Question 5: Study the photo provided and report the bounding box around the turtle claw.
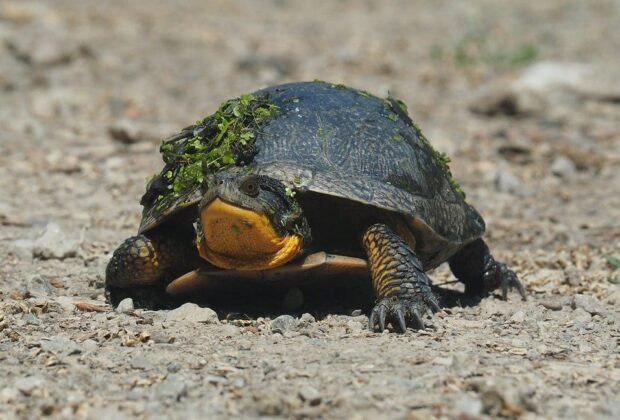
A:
[484,260,527,301]
[369,292,440,333]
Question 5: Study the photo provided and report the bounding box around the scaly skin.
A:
[449,238,526,300]
[105,232,197,308]
[362,223,441,332]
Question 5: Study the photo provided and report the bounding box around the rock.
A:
[454,393,483,417]
[509,311,525,324]
[564,267,583,286]
[55,296,76,313]
[298,386,321,406]
[550,156,576,179]
[572,294,606,316]
[514,61,620,101]
[0,387,20,403]
[115,298,134,314]
[130,356,152,370]
[26,275,53,297]
[14,377,44,396]
[108,120,144,144]
[32,223,81,260]
[40,335,80,356]
[23,313,40,326]
[350,309,363,317]
[299,313,316,327]
[271,315,298,334]
[151,376,187,401]
[167,362,182,373]
[494,165,524,195]
[166,303,219,324]
[540,300,563,311]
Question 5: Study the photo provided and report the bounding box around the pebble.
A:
[572,294,606,316]
[32,223,80,260]
[298,386,322,406]
[115,298,134,314]
[299,313,316,326]
[540,300,563,311]
[151,376,187,401]
[0,387,20,403]
[55,296,76,313]
[494,166,524,195]
[14,377,44,396]
[509,311,525,323]
[550,156,576,179]
[271,315,298,334]
[26,275,53,298]
[130,356,152,370]
[166,303,219,324]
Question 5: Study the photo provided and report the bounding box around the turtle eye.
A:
[240,176,260,197]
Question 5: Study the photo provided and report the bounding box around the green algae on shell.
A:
[146,93,279,209]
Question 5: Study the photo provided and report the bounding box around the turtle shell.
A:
[139,81,485,266]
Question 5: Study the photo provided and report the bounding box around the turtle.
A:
[105,81,525,332]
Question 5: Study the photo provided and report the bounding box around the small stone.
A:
[115,298,134,314]
[540,300,563,311]
[564,267,583,286]
[494,166,524,195]
[130,356,151,370]
[26,275,53,298]
[509,311,525,323]
[32,223,80,260]
[221,324,240,337]
[299,313,316,326]
[55,296,76,313]
[572,294,606,316]
[0,387,20,403]
[166,303,219,324]
[108,120,146,144]
[167,362,182,373]
[454,393,483,417]
[151,376,187,401]
[550,156,576,179]
[14,377,44,396]
[298,386,321,406]
[271,315,297,334]
[22,313,40,326]
[350,309,363,317]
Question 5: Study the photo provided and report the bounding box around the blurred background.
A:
[0,1,619,417]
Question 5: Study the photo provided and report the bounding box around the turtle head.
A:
[197,173,309,270]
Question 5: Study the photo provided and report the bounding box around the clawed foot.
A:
[483,259,526,301]
[369,292,441,333]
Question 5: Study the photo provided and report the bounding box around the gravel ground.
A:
[1,1,619,418]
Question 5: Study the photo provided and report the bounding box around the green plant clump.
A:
[151,93,279,206]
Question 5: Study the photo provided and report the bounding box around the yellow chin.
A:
[198,198,303,270]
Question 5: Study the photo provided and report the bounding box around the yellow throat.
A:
[198,198,302,270]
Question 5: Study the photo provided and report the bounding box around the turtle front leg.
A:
[449,238,526,300]
[362,224,441,332]
[105,233,196,309]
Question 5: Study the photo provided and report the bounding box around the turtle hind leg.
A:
[362,223,440,333]
[449,238,526,301]
[105,233,195,309]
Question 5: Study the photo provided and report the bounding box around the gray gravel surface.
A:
[1,1,619,418]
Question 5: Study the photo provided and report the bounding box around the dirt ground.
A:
[1,1,619,418]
